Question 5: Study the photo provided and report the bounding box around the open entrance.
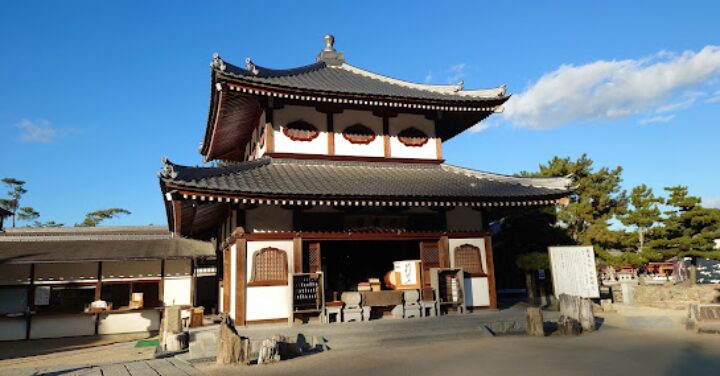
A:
[309,240,421,299]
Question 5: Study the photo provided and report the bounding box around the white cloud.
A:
[707,90,720,103]
[16,119,58,143]
[424,72,433,83]
[704,196,720,209]
[655,91,705,113]
[638,114,675,125]
[446,63,466,84]
[503,45,720,129]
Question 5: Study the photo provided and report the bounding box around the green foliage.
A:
[32,220,64,228]
[77,208,131,227]
[516,252,549,271]
[0,178,28,228]
[17,207,40,224]
[647,186,720,259]
[619,184,664,253]
[521,154,627,251]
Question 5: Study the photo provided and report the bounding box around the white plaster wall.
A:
[164,259,191,277]
[463,277,490,307]
[246,286,290,321]
[389,114,437,159]
[0,319,26,341]
[230,244,237,320]
[334,110,384,157]
[446,207,483,231]
[97,310,161,334]
[30,314,96,339]
[273,105,328,155]
[245,206,293,232]
[35,263,98,282]
[245,240,293,321]
[163,278,192,306]
[102,260,161,280]
[449,237,491,307]
[0,264,31,285]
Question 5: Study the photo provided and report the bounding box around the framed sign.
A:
[549,246,599,298]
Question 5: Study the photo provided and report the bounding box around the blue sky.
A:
[1,1,719,227]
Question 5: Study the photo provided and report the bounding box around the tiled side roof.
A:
[215,59,508,104]
[159,158,571,201]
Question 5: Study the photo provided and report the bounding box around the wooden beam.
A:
[293,236,303,273]
[439,236,450,268]
[172,200,182,234]
[484,235,497,309]
[235,238,247,326]
[265,122,274,153]
[327,112,335,156]
[383,117,391,158]
[435,138,443,160]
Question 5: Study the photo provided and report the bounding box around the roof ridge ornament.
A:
[210,52,226,71]
[316,34,345,66]
[454,80,464,92]
[245,57,259,75]
[158,156,178,179]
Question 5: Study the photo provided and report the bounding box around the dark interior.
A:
[316,240,420,300]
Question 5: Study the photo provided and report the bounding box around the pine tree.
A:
[648,186,720,259]
[619,184,664,253]
[77,208,131,227]
[0,178,28,228]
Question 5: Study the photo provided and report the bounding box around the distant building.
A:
[0,226,213,341]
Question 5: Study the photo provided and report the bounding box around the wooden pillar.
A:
[484,235,497,309]
[265,108,275,153]
[159,259,165,305]
[438,236,450,268]
[222,248,230,313]
[327,112,335,156]
[235,238,247,326]
[191,258,197,307]
[293,236,303,273]
[26,263,35,340]
[434,120,443,160]
[172,200,182,234]
[383,117,391,158]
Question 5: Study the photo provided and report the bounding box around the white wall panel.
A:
[273,105,328,155]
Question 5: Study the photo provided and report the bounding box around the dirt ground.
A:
[199,306,720,376]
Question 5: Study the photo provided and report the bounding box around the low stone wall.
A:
[631,284,720,309]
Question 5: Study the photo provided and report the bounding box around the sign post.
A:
[548,246,599,299]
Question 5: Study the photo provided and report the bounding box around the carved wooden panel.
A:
[454,244,485,276]
[282,120,319,141]
[250,247,288,283]
[342,123,376,144]
[398,127,429,147]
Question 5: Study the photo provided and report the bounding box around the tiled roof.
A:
[159,157,571,201]
[215,59,508,104]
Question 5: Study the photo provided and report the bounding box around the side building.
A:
[0,226,214,341]
[159,35,571,326]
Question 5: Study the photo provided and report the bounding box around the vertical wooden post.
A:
[191,258,197,307]
[484,235,497,309]
[327,112,335,156]
[26,264,35,340]
[265,109,275,153]
[438,236,450,268]
[383,117,391,158]
[293,236,303,273]
[235,238,247,326]
[159,259,165,305]
[222,248,230,313]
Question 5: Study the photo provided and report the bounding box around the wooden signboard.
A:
[549,246,599,299]
[291,273,324,313]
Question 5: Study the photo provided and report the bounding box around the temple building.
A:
[159,35,571,326]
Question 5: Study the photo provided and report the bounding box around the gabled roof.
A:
[159,157,571,203]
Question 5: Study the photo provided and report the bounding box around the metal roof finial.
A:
[323,34,336,52]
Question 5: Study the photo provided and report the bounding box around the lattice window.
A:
[283,120,319,141]
[342,123,376,144]
[398,127,429,147]
[251,247,288,284]
[454,244,485,276]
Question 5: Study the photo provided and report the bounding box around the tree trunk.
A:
[638,227,644,253]
[525,272,536,305]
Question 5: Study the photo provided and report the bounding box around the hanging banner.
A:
[549,246,599,298]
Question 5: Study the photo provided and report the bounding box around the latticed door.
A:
[420,241,440,297]
[308,242,322,274]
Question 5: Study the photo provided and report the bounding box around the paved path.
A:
[1,358,203,376]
